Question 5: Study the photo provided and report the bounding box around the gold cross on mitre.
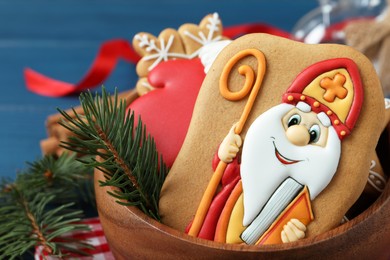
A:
[302,69,354,124]
[320,73,348,102]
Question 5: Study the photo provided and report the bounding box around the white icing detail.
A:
[184,30,206,46]
[134,12,226,72]
[367,160,387,193]
[199,40,232,73]
[141,35,190,71]
[385,98,390,109]
[182,12,223,58]
[240,104,341,226]
[135,34,189,71]
[317,112,331,127]
[296,101,311,112]
[135,34,150,48]
[206,13,221,41]
[141,81,154,91]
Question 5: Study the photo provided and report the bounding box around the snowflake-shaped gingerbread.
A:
[132,13,228,96]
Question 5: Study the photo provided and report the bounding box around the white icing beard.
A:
[240,103,341,227]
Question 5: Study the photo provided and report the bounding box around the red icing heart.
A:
[127,58,205,167]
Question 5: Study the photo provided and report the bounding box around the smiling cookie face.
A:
[282,106,329,148]
[241,103,341,227]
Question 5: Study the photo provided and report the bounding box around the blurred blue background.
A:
[0,0,318,179]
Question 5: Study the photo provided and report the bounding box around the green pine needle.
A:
[58,87,168,220]
[0,154,97,259]
[18,153,94,204]
[0,184,93,259]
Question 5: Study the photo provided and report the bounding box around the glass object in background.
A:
[292,0,387,43]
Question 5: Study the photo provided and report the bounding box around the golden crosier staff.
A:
[188,49,267,237]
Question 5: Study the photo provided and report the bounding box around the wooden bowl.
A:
[95,169,390,259]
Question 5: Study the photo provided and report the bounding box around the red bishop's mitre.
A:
[282,58,364,140]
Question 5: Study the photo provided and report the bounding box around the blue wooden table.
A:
[0,0,317,179]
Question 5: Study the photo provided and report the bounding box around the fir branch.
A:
[0,154,97,259]
[57,87,168,220]
[0,184,93,259]
[17,153,95,207]
[96,126,140,190]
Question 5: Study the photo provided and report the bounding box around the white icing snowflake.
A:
[134,34,188,71]
[183,12,223,58]
[134,12,225,71]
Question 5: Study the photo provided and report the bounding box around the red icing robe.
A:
[190,152,314,244]
[188,152,241,241]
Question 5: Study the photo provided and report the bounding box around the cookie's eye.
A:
[309,124,320,143]
[287,114,301,127]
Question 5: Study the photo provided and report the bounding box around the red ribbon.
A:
[24,39,141,97]
[24,24,291,97]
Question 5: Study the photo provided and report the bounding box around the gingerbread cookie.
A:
[159,33,385,244]
[132,13,227,96]
[178,13,225,56]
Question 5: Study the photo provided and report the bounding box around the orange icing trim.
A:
[188,49,266,237]
[219,49,266,134]
[188,161,227,236]
[214,181,243,243]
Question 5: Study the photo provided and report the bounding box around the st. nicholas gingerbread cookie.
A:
[159,33,385,244]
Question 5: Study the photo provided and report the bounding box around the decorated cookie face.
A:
[241,102,341,227]
[282,106,330,148]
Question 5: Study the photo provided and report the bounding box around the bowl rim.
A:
[95,169,390,253]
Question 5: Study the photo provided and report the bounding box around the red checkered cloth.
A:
[34,217,114,260]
